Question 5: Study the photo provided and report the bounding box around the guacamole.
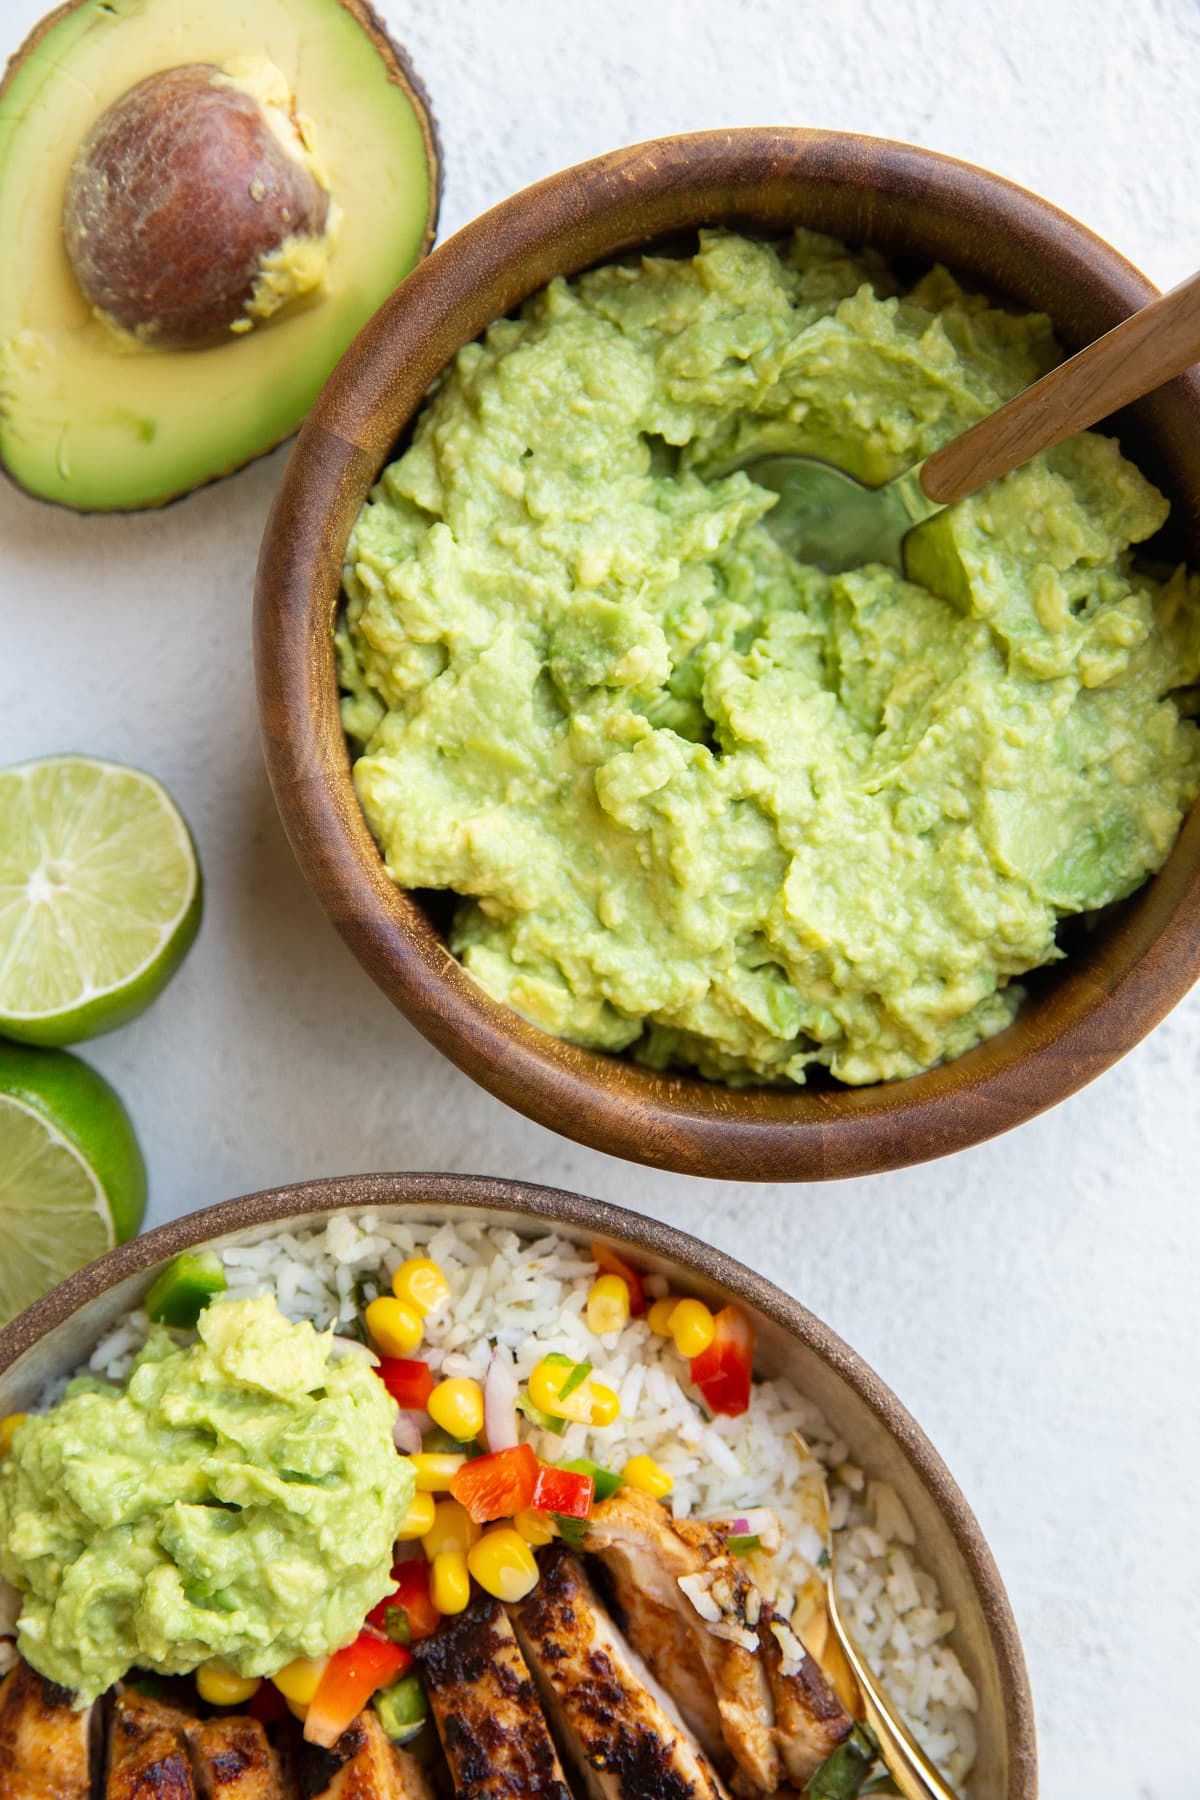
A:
[338,230,1200,1085]
[0,1295,413,1701]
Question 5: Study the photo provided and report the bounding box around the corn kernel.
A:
[527,1357,569,1419]
[622,1455,673,1500]
[272,1657,328,1707]
[422,1498,481,1559]
[586,1381,621,1428]
[393,1258,451,1318]
[394,1490,437,1541]
[410,1452,466,1493]
[0,1415,27,1458]
[647,1297,678,1337]
[365,1295,423,1358]
[669,1298,716,1359]
[587,1274,631,1336]
[428,1377,484,1442]
[196,1663,261,1707]
[467,1526,540,1603]
[513,1509,557,1547]
[431,1549,471,1615]
[527,1357,588,1423]
[528,1358,622,1429]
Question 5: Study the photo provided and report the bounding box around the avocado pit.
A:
[63,61,333,349]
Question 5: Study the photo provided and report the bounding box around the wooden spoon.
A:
[747,267,1200,573]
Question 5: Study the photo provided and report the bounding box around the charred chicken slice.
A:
[297,1707,433,1800]
[413,1592,572,1800]
[185,1713,287,1800]
[757,1605,852,1784]
[107,1688,198,1800]
[583,1489,777,1789]
[0,1658,96,1800]
[511,1541,730,1800]
[584,1487,850,1793]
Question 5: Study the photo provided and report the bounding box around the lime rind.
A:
[0,1093,116,1326]
[0,1041,148,1261]
[0,754,202,1046]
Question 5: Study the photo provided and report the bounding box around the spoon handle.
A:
[921,267,1200,505]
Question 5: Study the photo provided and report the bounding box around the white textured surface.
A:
[2,1,1198,1792]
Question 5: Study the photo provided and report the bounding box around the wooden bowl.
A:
[0,1171,1037,1796]
[255,128,1200,1180]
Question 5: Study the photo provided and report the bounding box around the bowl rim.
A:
[254,125,1200,1182]
[0,1169,1036,1796]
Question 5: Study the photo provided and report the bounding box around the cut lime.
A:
[0,755,201,1045]
[0,1041,147,1327]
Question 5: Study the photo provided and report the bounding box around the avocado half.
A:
[0,0,440,511]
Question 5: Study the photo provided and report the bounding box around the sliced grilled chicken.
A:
[757,1605,852,1784]
[584,1487,850,1793]
[413,1593,571,1800]
[588,1530,725,1758]
[512,1541,730,1800]
[186,1714,286,1800]
[108,1689,198,1800]
[0,1658,96,1799]
[297,1707,432,1800]
[584,1489,778,1789]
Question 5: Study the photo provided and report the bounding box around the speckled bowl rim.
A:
[254,126,1200,1182]
[0,1171,1036,1797]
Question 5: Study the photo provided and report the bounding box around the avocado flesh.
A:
[0,0,438,510]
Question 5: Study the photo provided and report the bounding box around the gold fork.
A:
[792,1436,959,1800]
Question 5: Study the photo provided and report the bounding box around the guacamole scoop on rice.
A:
[337,230,1200,1086]
[0,1295,413,1701]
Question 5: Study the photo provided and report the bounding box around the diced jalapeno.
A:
[561,1458,623,1501]
[374,1671,428,1743]
[145,1252,227,1329]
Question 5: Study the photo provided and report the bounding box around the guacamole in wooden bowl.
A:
[336,231,1200,1087]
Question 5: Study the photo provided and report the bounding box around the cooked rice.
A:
[3,1212,979,1789]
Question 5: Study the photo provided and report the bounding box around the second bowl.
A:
[0,1170,1035,1796]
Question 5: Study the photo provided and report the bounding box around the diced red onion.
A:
[484,1349,520,1451]
[392,1410,424,1455]
[737,1507,782,1551]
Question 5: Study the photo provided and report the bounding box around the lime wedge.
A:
[0,1042,147,1327]
[0,755,201,1045]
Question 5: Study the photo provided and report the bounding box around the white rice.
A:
[5,1213,979,1790]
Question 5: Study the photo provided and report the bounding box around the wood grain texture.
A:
[923,266,1200,503]
[253,127,1200,1183]
[0,1171,1037,1800]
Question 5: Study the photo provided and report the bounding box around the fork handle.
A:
[920,267,1200,505]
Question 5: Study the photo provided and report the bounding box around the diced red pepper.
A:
[531,1462,595,1520]
[450,1442,538,1523]
[689,1305,754,1417]
[247,1681,288,1725]
[376,1357,435,1411]
[303,1630,412,1748]
[367,1559,441,1644]
[590,1241,646,1316]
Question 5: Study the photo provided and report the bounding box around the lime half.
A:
[0,755,201,1045]
[0,1042,146,1327]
